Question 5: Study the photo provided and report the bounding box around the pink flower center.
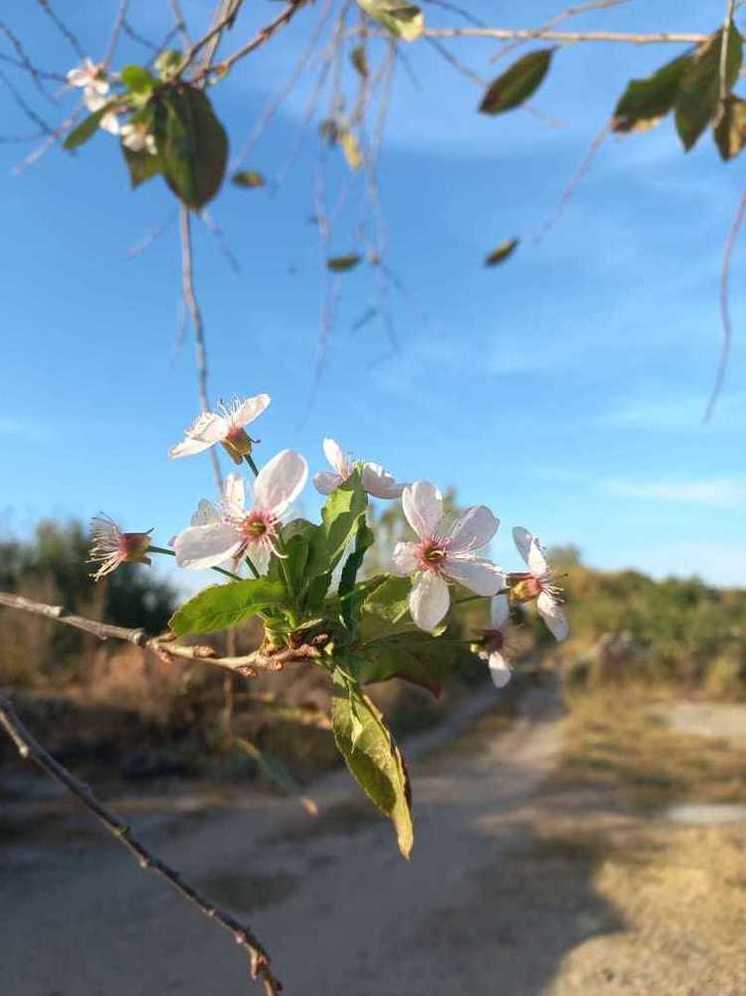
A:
[119,531,151,562]
[240,508,276,545]
[417,537,450,573]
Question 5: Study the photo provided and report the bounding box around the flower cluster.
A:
[91,390,569,692]
[67,56,160,153]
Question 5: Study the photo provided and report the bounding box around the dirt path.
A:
[2,680,573,996]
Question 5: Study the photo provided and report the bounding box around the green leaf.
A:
[354,0,424,42]
[363,574,411,624]
[339,520,375,631]
[169,578,286,636]
[484,238,519,267]
[714,95,746,160]
[327,253,362,272]
[612,52,692,134]
[155,86,228,209]
[231,169,266,188]
[675,26,743,152]
[310,471,368,577]
[331,669,414,857]
[479,48,555,116]
[352,631,466,697]
[350,45,369,78]
[122,144,162,187]
[63,106,114,150]
[121,65,156,95]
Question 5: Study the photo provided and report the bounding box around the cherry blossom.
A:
[120,121,156,154]
[392,481,504,631]
[313,437,405,499]
[478,594,512,688]
[66,59,109,96]
[174,450,308,572]
[510,526,569,641]
[89,514,152,581]
[169,394,270,464]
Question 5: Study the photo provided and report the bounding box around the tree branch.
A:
[423,27,709,45]
[179,206,223,491]
[0,695,281,995]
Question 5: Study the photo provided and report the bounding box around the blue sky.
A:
[1,0,745,587]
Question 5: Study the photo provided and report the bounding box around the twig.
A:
[214,0,310,79]
[489,0,632,63]
[533,120,611,242]
[103,0,130,68]
[200,0,245,76]
[179,206,223,490]
[169,0,192,48]
[704,189,746,421]
[0,695,281,995]
[0,591,147,645]
[177,0,246,75]
[34,0,86,60]
[127,210,178,258]
[423,27,709,45]
[0,590,309,679]
[0,20,56,100]
[720,0,738,103]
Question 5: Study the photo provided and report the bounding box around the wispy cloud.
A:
[604,478,746,508]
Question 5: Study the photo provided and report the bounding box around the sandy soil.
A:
[4,680,746,996]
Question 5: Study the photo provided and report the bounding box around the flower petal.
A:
[313,470,342,495]
[362,462,404,499]
[528,538,549,579]
[537,592,569,641]
[402,481,442,540]
[445,556,504,596]
[169,435,216,459]
[512,526,533,565]
[174,523,242,570]
[409,572,450,631]
[99,111,120,135]
[254,449,308,515]
[235,394,270,427]
[190,499,220,527]
[488,652,511,689]
[448,505,499,553]
[490,592,510,630]
[221,473,245,514]
[322,438,351,477]
[392,541,419,575]
[66,67,89,87]
[187,411,229,444]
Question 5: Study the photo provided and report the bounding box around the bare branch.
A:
[423,27,709,45]
[704,189,746,421]
[169,0,192,48]
[34,0,86,61]
[0,591,148,645]
[489,0,633,63]
[0,69,53,135]
[0,19,57,100]
[0,695,281,994]
[103,0,131,68]
[179,206,223,490]
[214,0,310,79]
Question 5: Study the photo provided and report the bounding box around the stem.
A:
[149,544,241,582]
[245,554,261,579]
[245,452,260,477]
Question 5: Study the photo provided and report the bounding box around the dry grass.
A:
[555,684,746,812]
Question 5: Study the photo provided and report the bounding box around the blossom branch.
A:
[0,589,323,679]
[0,695,281,995]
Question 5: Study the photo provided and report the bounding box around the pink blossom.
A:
[89,514,152,580]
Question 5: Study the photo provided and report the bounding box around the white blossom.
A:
[169,394,270,463]
[120,121,156,154]
[392,482,504,631]
[478,593,512,688]
[511,526,569,641]
[89,514,152,581]
[66,59,109,96]
[313,437,405,499]
[173,450,308,572]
